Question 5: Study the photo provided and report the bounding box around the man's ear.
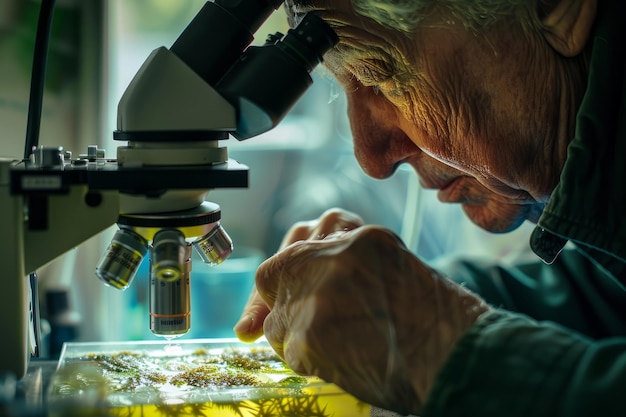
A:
[541,0,597,57]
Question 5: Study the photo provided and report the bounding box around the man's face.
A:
[287,1,573,232]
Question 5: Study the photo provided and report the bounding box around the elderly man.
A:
[235,0,625,415]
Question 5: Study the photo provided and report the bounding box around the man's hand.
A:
[234,208,364,341]
[234,208,489,414]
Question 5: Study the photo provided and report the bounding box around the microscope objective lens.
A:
[193,222,233,265]
[152,229,186,282]
[149,241,192,337]
[95,229,148,290]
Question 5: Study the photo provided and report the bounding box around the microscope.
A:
[0,0,337,379]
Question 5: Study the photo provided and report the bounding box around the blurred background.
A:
[0,0,535,357]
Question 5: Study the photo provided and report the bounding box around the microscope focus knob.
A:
[32,146,64,168]
[78,145,105,162]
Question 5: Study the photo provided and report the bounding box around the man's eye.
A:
[352,59,393,85]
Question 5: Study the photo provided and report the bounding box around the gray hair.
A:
[351,0,561,33]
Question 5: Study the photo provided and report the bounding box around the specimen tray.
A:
[47,338,372,416]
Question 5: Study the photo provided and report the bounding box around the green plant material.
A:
[66,347,296,394]
[246,395,331,417]
[278,376,308,386]
[85,351,168,391]
[169,365,261,388]
[50,345,357,417]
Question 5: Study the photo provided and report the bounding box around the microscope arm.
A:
[23,188,119,274]
[1,158,119,380]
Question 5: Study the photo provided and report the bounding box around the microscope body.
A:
[0,0,337,379]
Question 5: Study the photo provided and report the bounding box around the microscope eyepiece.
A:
[275,12,339,72]
[216,12,339,139]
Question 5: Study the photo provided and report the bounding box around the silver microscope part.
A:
[149,243,192,337]
[32,146,64,168]
[151,228,186,282]
[192,222,233,265]
[95,228,149,290]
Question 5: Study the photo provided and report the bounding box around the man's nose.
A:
[347,87,415,179]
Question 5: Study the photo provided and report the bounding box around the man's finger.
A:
[233,288,271,342]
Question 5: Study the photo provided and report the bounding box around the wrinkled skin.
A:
[285,0,589,233]
[236,209,489,414]
[235,209,365,342]
[235,0,594,414]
